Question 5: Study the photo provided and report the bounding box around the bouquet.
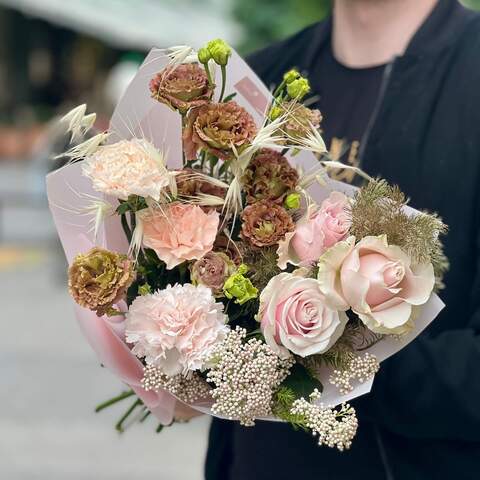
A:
[47,40,447,450]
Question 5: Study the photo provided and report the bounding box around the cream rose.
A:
[317,235,435,335]
[258,271,348,358]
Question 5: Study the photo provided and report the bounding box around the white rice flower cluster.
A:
[206,327,294,426]
[328,353,380,395]
[291,390,358,451]
[142,365,212,404]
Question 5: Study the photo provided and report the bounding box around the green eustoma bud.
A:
[283,69,300,84]
[284,192,301,210]
[269,105,282,121]
[286,77,310,100]
[138,283,152,296]
[223,264,258,305]
[197,46,211,64]
[207,38,232,66]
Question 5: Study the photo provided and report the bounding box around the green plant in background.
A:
[463,0,480,9]
[233,0,331,53]
[233,0,480,54]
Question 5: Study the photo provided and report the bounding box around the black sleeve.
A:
[204,418,235,480]
[356,206,480,441]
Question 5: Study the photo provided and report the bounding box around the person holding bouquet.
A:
[206,1,480,478]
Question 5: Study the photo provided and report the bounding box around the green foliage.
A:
[272,386,309,430]
[243,246,283,291]
[126,248,190,305]
[280,362,323,399]
[349,179,449,288]
[232,0,331,53]
[233,1,480,54]
[115,195,147,215]
[462,0,480,9]
[272,364,322,429]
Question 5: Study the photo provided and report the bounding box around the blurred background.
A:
[0,1,479,479]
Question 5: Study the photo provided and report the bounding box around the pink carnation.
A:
[125,284,228,376]
[82,139,171,201]
[140,203,219,269]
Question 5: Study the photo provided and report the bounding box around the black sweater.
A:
[206,1,480,479]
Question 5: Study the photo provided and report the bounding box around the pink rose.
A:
[258,271,348,358]
[317,235,435,334]
[277,192,350,269]
[125,284,228,376]
[140,203,219,269]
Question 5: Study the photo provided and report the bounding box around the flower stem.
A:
[273,80,286,98]
[181,113,187,166]
[115,398,143,433]
[219,64,227,102]
[121,213,132,243]
[140,409,151,423]
[204,63,214,87]
[95,390,135,413]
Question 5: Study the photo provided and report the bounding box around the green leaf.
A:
[222,92,237,103]
[116,202,131,215]
[280,362,323,400]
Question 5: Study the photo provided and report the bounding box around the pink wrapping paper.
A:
[47,46,444,422]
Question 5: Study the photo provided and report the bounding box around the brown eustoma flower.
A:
[149,64,213,114]
[283,101,322,139]
[241,200,295,247]
[183,101,257,160]
[68,247,135,316]
[243,148,299,204]
[176,168,226,199]
[190,251,236,296]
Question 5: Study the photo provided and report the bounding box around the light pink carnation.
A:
[277,192,350,269]
[317,235,435,335]
[125,284,228,376]
[141,203,219,269]
[82,138,171,201]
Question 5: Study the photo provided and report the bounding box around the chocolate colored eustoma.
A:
[149,63,213,113]
[68,247,135,316]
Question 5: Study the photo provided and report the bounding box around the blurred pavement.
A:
[0,161,209,480]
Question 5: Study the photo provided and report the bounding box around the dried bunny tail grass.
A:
[177,171,229,190]
[59,104,96,143]
[178,193,225,207]
[57,132,110,163]
[320,160,373,182]
[166,45,198,66]
[283,121,327,155]
[349,179,448,284]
